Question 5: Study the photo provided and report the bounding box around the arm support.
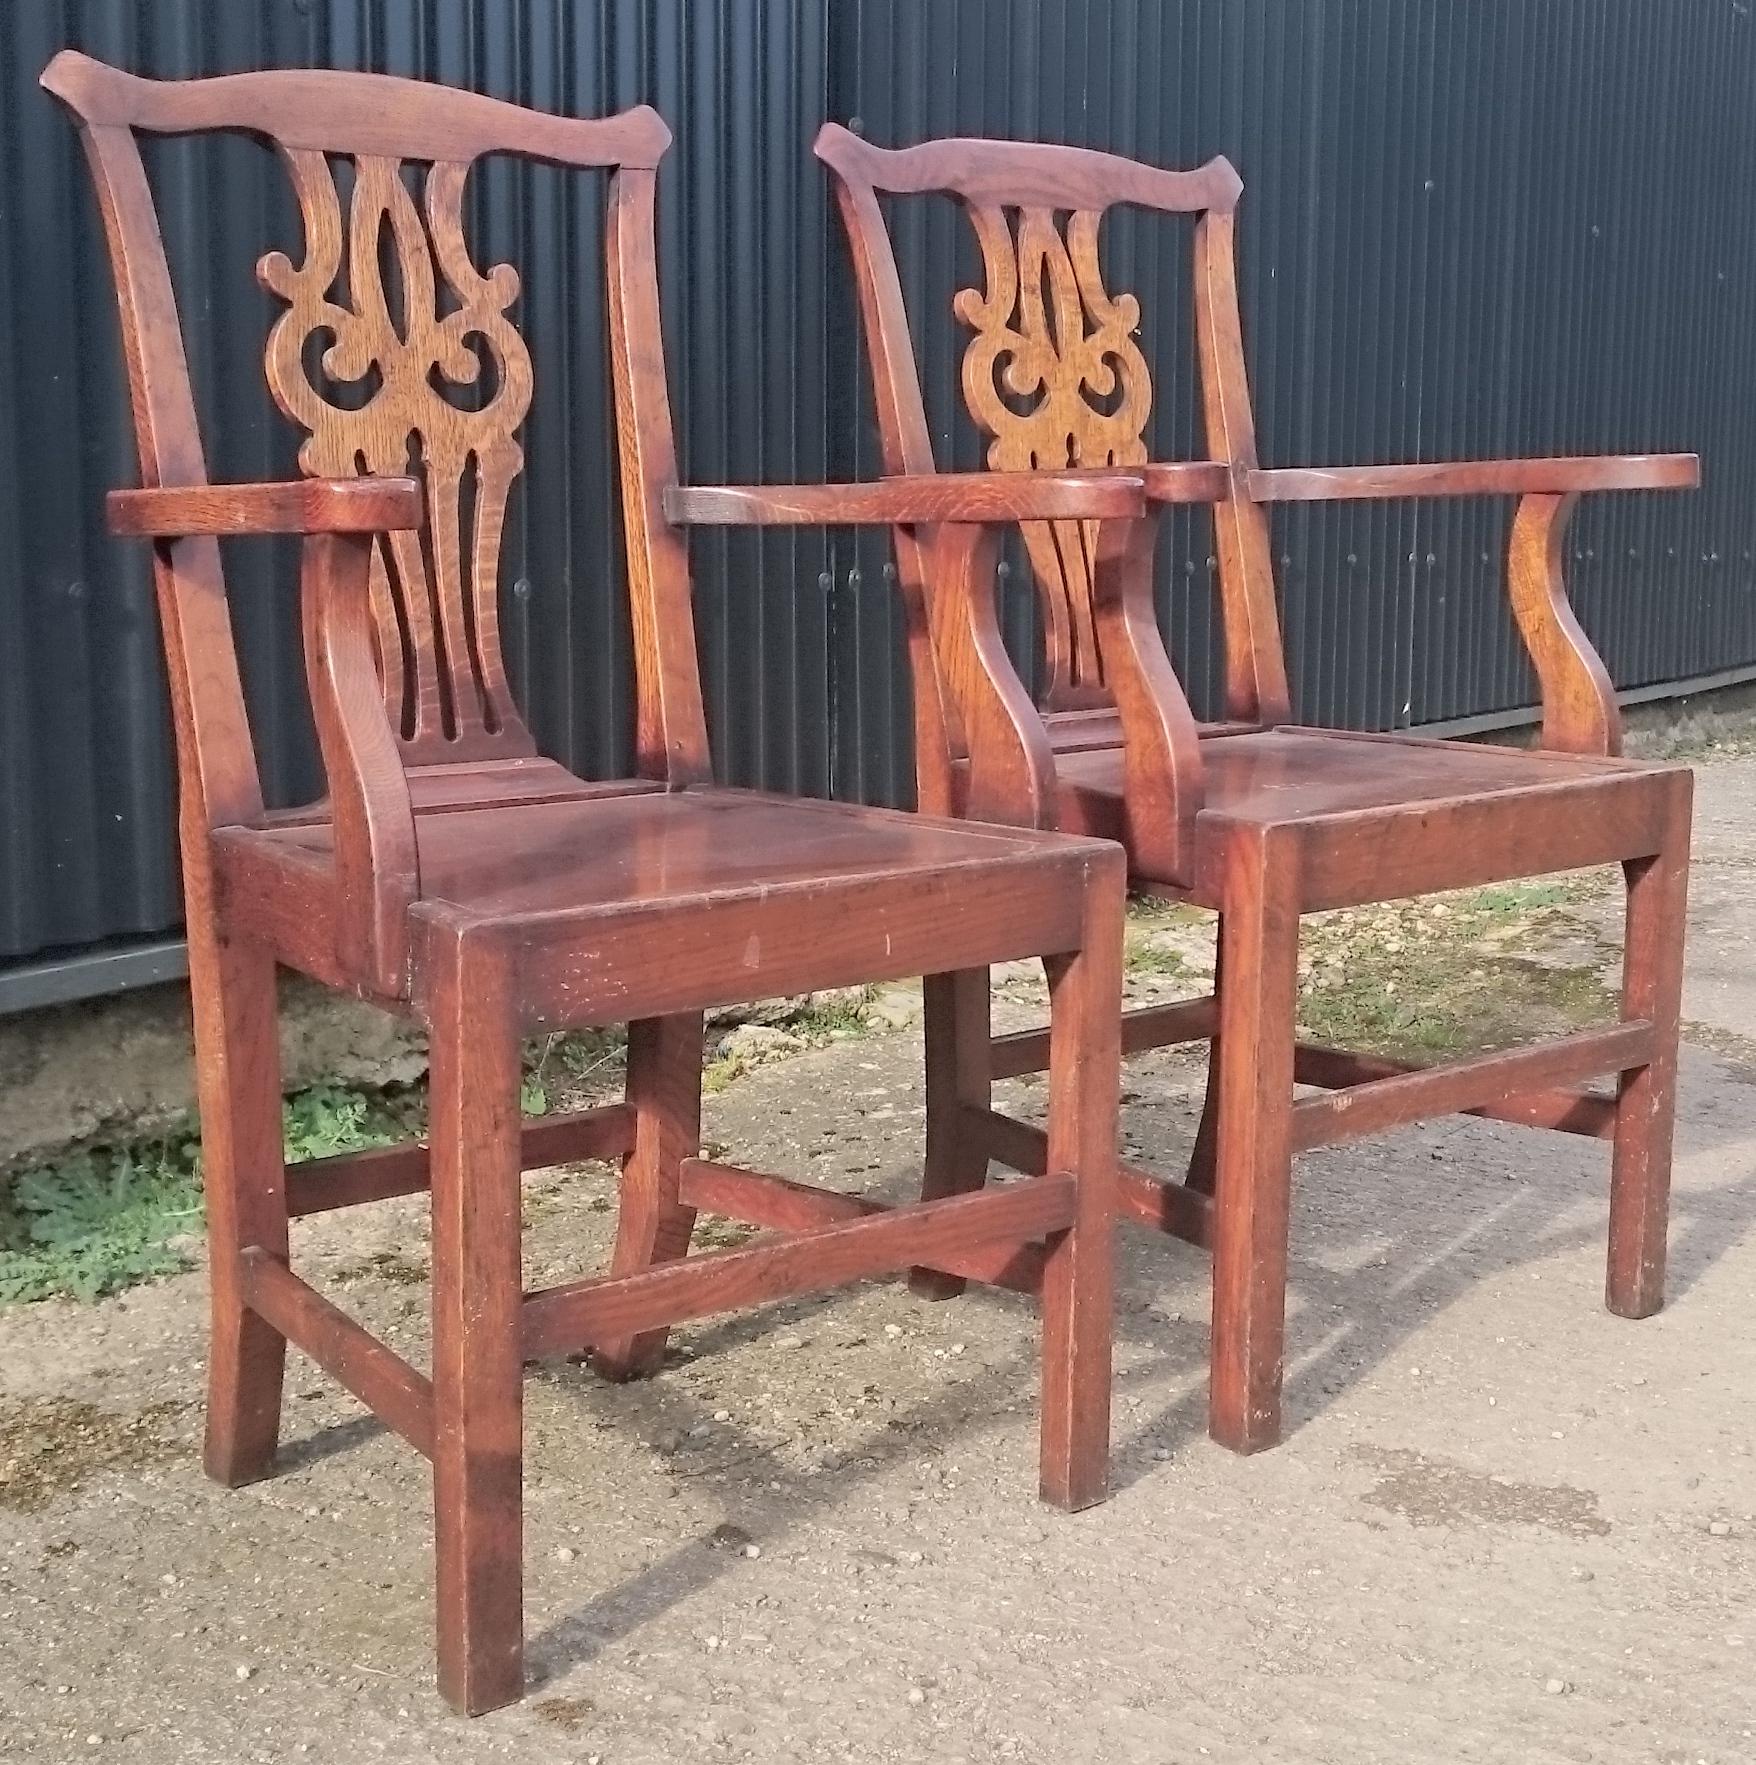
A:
[1246,454,1698,502]
[298,531,419,994]
[667,470,1148,832]
[109,475,422,537]
[1245,453,1699,757]
[110,479,421,996]
[1140,461,1233,504]
[664,469,1144,528]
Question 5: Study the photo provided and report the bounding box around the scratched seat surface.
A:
[1058,727,1643,829]
[238,785,1097,921]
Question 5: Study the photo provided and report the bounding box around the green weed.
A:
[0,1144,202,1304]
[0,1078,426,1308]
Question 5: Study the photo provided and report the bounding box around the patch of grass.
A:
[0,1078,424,1308]
[526,1028,626,1112]
[1297,878,1618,1061]
[0,1007,815,1308]
[281,1080,422,1163]
[1127,894,1205,927]
[782,989,881,1040]
[1125,937,1188,979]
[1472,880,1575,915]
[0,1144,202,1304]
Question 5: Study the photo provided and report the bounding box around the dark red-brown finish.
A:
[47,52,1128,1716]
[818,122,1697,1455]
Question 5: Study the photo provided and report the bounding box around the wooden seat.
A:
[46,51,1138,1716]
[221,788,1105,1017]
[1057,727,1680,906]
[815,123,1697,1457]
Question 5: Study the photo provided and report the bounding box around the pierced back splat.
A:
[261,149,535,762]
[818,127,1292,740]
[957,205,1151,708]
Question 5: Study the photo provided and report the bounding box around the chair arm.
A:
[1245,455,1698,502]
[108,477,422,537]
[663,469,1144,528]
[1140,461,1233,503]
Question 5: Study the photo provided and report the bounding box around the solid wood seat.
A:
[247,785,1082,915]
[223,786,1102,1018]
[48,51,1135,1718]
[818,122,1697,1459]
[1056,728,1683,908]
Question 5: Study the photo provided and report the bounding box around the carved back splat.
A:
[43,52,701,826]
[958,204,1151,707]
[818,127,1291,735]
[263,150,533,759]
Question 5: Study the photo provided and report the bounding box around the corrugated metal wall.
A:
[829,0,1756,799]
[2,0,1752,1000]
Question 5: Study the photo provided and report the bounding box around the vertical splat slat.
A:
[260,148,536,761]
[955,203,1151,708]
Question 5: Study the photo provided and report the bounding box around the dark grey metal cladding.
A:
[1,0,1747,1001]
[0,0,834,981]
[833,0,1745,746]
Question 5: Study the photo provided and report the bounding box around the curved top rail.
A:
[814,121,1241,215]
[42,50,670,169]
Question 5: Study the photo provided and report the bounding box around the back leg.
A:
[192,930,288,1488]
[1207,832,1299,1455]
[1039,868,1124,1511]
[592,1013,704,1381]
[1607,782,1692,1318]
[1185,913,1226,1196]
[912,968,992,1299]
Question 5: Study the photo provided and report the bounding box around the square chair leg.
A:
[1207,829,1300,1456]
[428,939,527,1717]
[593,1013,704,1380]
[1039,876,1124,1510]
[1607,781,1692,1318]
[913,967,994,1299]
[192,930,289,1489]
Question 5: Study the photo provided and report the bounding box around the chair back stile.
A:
[41,52,715,992]
[815,123,1291,764]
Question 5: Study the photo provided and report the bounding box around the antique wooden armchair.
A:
[817,124,1697,1456]
[45,52,1138,1715]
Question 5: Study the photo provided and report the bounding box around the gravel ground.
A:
[1,754,1753,1764]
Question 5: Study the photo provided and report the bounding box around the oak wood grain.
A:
[239,1249,435,1458]
[522,1176,1078,1358]
[1289,1021,1655,1153]
[108,477,421,536]
[664,469,1143,527]
[1247,454,1699,502]
[821,119,1702,1467]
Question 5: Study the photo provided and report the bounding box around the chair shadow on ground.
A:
[515,1039,1756,1690]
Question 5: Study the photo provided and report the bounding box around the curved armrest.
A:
[108,477,423,538]
[664,469,1144,528]
[1141,461,1232,503]
[107,478,421,999]
[1246,454,1698,503]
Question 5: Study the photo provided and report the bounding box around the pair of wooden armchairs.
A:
[43,51,1695,1716]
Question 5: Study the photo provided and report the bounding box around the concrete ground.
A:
[2,749,1754,1764]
